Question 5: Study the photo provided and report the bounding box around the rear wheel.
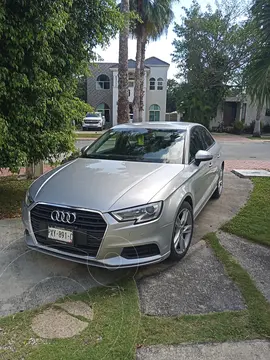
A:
[212,167,224,199]
[169,201,193,261]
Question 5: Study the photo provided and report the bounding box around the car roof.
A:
[112,122,200,130]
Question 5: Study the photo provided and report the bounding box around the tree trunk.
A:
[253,103,262,137]
[133,28,142,122]
[117,0,130,124]
[26,161,44,179]
[139,33,147,122]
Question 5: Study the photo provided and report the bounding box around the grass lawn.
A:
[1,233,269,359]
[222,178,270,247]
[247,135,270,140]
[76,133,102,139]
[1,175,270,359]
[0,176,32,219]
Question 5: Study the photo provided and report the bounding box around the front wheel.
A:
[169,201,194,261]
[212,167,224,199]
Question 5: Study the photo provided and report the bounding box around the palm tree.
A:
[130,0,174,122]
[245,0,270,137]
[117,0,130,124]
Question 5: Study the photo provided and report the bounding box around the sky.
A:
[96,0,215,79]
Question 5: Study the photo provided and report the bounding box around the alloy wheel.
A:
[173,208,193,254]
[218,168,224,195]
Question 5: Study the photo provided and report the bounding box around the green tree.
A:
[130,0,174,122]
[0,0,121,171]
[75,76,87,103]
[166,79,180,112]
[244,0,270,137]
[172,1,252,128]
[117,0,130,124]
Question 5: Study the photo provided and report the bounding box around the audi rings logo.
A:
[51,210,77,224]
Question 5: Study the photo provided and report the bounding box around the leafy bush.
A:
[61,149,81,165]
[233,120,244,134]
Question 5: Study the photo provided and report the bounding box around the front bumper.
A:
[82,123,102,129]
[22,202,173,269]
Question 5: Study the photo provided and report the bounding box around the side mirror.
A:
[81,145,87,155]
[195,150,213,165]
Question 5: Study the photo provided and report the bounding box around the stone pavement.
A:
[138,240,245,316]
[0,219,126,317]
[218,231,270,302]
[136,340,270,360]
[192,172,252,244]
[225,159,270,171]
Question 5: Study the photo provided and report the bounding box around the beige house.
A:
[210,95,270,130]
[87,57,170,127]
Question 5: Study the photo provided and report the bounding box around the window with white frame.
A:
[96,74,110,90]
[149,77,155,90]
[149,104,160,121]
[157,78,163,90]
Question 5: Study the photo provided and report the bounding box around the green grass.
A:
[0,280,140,360]
[76,133,101,139]
[222,178,270,247]
[1,177,270,358]
[205,233,270,337]
[247,135,270,140]
[1,233,270,359]
[0,176,32,219]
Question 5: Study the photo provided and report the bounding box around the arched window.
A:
[149,104,160,121]
[96,103,110,122]
[157,78,163,90]
[149,77,155,90]
[96,74,110,90]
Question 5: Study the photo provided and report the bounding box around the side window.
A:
[189,127,204,163]
[199,127,215,149]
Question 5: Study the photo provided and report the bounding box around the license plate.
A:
[48,227,73,243]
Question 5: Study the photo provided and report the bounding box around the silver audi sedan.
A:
[22,122,224,268]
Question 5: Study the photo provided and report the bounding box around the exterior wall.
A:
[210,95,270,129]
[112,70,118,126]
[87,63,114,126]
[245,99,270,125]
[145,66,168,121]
[87,61,169,126]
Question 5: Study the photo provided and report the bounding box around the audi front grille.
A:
[30,204,107,257]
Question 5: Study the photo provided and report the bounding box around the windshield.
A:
[85,113,100,117]
[82,128,186,164]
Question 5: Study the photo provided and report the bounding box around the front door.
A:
[187,127,213,215]
[223,102,237,126]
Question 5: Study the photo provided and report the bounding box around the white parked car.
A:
[82,112,105,131]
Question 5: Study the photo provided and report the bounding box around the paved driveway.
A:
[0,173,252,317]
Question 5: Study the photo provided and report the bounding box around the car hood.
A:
[31,158,185,212]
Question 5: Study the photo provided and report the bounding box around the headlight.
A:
[111,202,163,224]
[25,189,34,207]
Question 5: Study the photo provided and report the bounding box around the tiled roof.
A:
[145,57,170,66]
[110,59,150,69]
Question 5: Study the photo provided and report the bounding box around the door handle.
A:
[209,162,213,167]
[217,154,220,158]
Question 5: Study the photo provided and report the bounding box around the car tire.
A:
[212,166,224,199]
[169,201,194,261]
